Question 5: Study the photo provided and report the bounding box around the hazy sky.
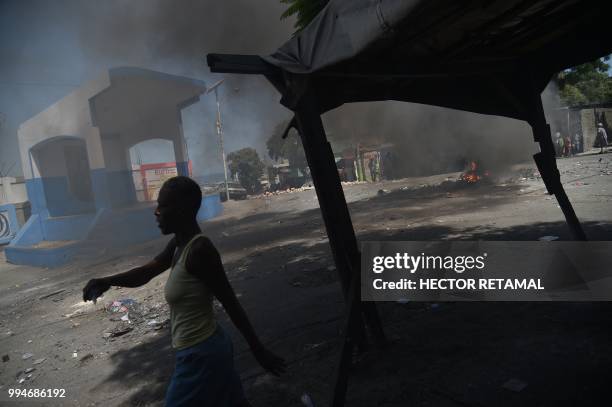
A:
[0,0,295,178]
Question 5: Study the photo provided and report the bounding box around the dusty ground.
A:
[1,151,611,407]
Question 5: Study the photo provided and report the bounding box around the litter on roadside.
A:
[502,378,528,392]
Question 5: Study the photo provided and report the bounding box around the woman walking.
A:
[83,176,285,406]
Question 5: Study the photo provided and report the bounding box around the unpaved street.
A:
[1,153,611,406]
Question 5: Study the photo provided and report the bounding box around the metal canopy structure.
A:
[207,1,612,405]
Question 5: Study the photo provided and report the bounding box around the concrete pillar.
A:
[173,112,190,177]
[86,127,111,210]
[100,133,137,207]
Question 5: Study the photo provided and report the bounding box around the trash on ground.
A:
[538,236,559,241]
[22,353,33,360]
[301,393,316,407]
[63,310,83,318]
[502,378,528,392]
[80,353,94,363]
[38,289,66,300]
[32,358,46,365]
[24,367,35,374]
[109,326,133,338]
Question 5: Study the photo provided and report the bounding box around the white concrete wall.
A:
[581,107,612,150]
[18,72,111,179]
[0,177,28,204]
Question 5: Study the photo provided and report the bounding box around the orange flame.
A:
[460,161,488,183]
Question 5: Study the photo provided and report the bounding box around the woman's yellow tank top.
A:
[164,234,216,350]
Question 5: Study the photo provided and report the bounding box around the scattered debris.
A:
[106,299,137,313]
[377,189,389,196]
[24,367,35,374]
[538,236,559,241]
[32,358,46,365]
[305,342,325,351]
[301,393,316,407]
[72,352,78,358]
[63,310,83,319]
[108,326,133,338]
[22,353,33,360]
[79,353,94,363]
[38,289,66,300]
[253,374,276,387]
[502,378,528,392]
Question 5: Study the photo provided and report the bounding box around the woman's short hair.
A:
[161,176,202,216]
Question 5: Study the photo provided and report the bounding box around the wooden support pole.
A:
[330,275,362,407]
[527,77,587,241]
[291,77,386,406]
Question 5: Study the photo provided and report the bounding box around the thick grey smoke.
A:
[71,0,296,178]
[322,101,538,176]
[2,0,556,181]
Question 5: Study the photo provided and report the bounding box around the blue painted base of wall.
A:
[5,242,80,268]
[197,194,222,222]
[5,193,223,268]
[26,177,95,217]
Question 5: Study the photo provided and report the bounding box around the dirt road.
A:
[1,152,611,406]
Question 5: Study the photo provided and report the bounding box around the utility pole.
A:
[207,80,230,201]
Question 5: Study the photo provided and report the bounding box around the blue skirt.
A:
[165,325,247,407]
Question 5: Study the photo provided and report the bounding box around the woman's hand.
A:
[82,278,111,303]
[251,344,286,376]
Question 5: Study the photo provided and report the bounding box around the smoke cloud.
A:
[322,101,538,176]
[2,0,556,181]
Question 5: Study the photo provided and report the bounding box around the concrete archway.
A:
[30,136,95,216]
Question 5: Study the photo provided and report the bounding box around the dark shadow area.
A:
[92,176,611,406]
[92,331,174,406]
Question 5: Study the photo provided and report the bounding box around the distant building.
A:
[551,103,612,153]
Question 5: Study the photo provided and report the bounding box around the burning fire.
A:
[460,161,489,183]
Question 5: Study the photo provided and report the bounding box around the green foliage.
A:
[266,121,308,173]
[556,56,612,106]
[280,0,329,32]
[226,148,265,194]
